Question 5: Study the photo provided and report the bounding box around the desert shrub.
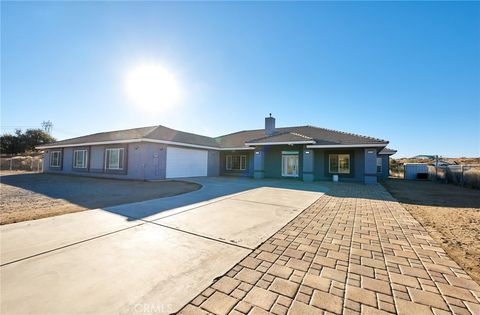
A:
[0,155,43,171]
[464,168,480,189]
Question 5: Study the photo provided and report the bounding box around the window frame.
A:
[376,157,383,173]
[225,155,247,171]
[105,148,125,170]
[73,149,88,169]
[49,150,62,168]
[328,154,350,174]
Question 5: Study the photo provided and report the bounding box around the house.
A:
[37,115,396,184]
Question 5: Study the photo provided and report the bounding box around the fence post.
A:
[9,159,12,171]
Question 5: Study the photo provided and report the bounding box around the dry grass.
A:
[0,172,201,224]
[383,179,480,284]
[464,168,480,189]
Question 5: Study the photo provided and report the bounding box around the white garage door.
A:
[166,147,208,178]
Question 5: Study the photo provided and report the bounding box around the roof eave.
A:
[36,138,221,151]
[244,140,316,146]
[378,150,397,155]
[218,147,256,151]
[306,143,388,148]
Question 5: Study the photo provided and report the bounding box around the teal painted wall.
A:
[262,145,304,179]
[313,148,365,181]
[219,150,254,177]
[379,155,390,179]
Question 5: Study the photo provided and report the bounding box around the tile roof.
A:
[144,125,220,148]
[215,125,388,147]
[379,147,397,155]
[39,124,388,149]
[43,126,158,147]
[245,131,315,144]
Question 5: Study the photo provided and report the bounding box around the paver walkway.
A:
[179,183,480,315]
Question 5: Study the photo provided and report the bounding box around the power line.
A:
[1,125,40,128]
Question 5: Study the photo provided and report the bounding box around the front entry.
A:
[282,152,299,177]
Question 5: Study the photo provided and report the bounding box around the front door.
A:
[282,154,299,177]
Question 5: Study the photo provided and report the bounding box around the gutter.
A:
[306,143,388,149]
[244,140,316,146]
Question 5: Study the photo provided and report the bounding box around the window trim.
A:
[281,154,299,177]
[328,154,350,174]
[73,149,88,169]
[105,148,125,170]
[49,150,62,168]
[376,157,383,173]
[226,155,247,171]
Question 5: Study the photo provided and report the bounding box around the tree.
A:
[0,129,56,155]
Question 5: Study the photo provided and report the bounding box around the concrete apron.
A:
[1,185,324,314]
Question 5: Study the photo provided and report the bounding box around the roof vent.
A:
[265,114,275,136]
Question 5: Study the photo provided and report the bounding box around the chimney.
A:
[265,113,275,136]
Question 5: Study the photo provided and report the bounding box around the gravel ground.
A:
[382,178,480,284]
[0,172,201,225]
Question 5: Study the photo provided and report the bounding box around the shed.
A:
[404,163,429,180]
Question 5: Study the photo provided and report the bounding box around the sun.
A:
[125,63,182,112]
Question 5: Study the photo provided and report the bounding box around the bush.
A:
[464,169,480,189]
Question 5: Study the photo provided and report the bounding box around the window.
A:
[377,157,382,173]
[329,154,350,174]
[73,150,87,169]
[50,151,61,167]
[105,148,124,170]
[226,155,246,170]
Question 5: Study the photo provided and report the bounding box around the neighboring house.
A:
[37,115,396,184]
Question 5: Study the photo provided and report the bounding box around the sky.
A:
[1,1,479,158]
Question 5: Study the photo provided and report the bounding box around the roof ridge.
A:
[147,124,218,141]
[143,125,162,138]
[305,125,387,143]
[54,125,157,143]
[215,125,310,138]
[289,132,312,140]
[245,131,290,143]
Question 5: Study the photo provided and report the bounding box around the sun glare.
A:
[125,63,182,112]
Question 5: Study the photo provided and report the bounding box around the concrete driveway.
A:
[0,177,327,314]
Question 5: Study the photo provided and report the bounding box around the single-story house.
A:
[37,115,396,184]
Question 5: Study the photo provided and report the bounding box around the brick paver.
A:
[179,183,480,315]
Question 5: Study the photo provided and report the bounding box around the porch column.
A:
[302,149,314,182]
[364,148,378,184]
[253,149,265,179]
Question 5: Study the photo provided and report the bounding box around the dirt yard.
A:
[382,178,480,283]
[0,172,201,225]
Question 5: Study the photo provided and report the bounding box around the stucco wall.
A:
[208,150,220,176]
[43,142,164,180]
[313,148,365,181]
[141,143,167,180]
[379,155,390,179]
[263,145,304,179]
[43,142,223,180]
[219,151,254,177]
[90,146,105,173]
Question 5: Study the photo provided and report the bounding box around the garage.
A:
[166,147,208,178]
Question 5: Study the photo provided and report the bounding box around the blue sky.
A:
[1,1,479,157]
